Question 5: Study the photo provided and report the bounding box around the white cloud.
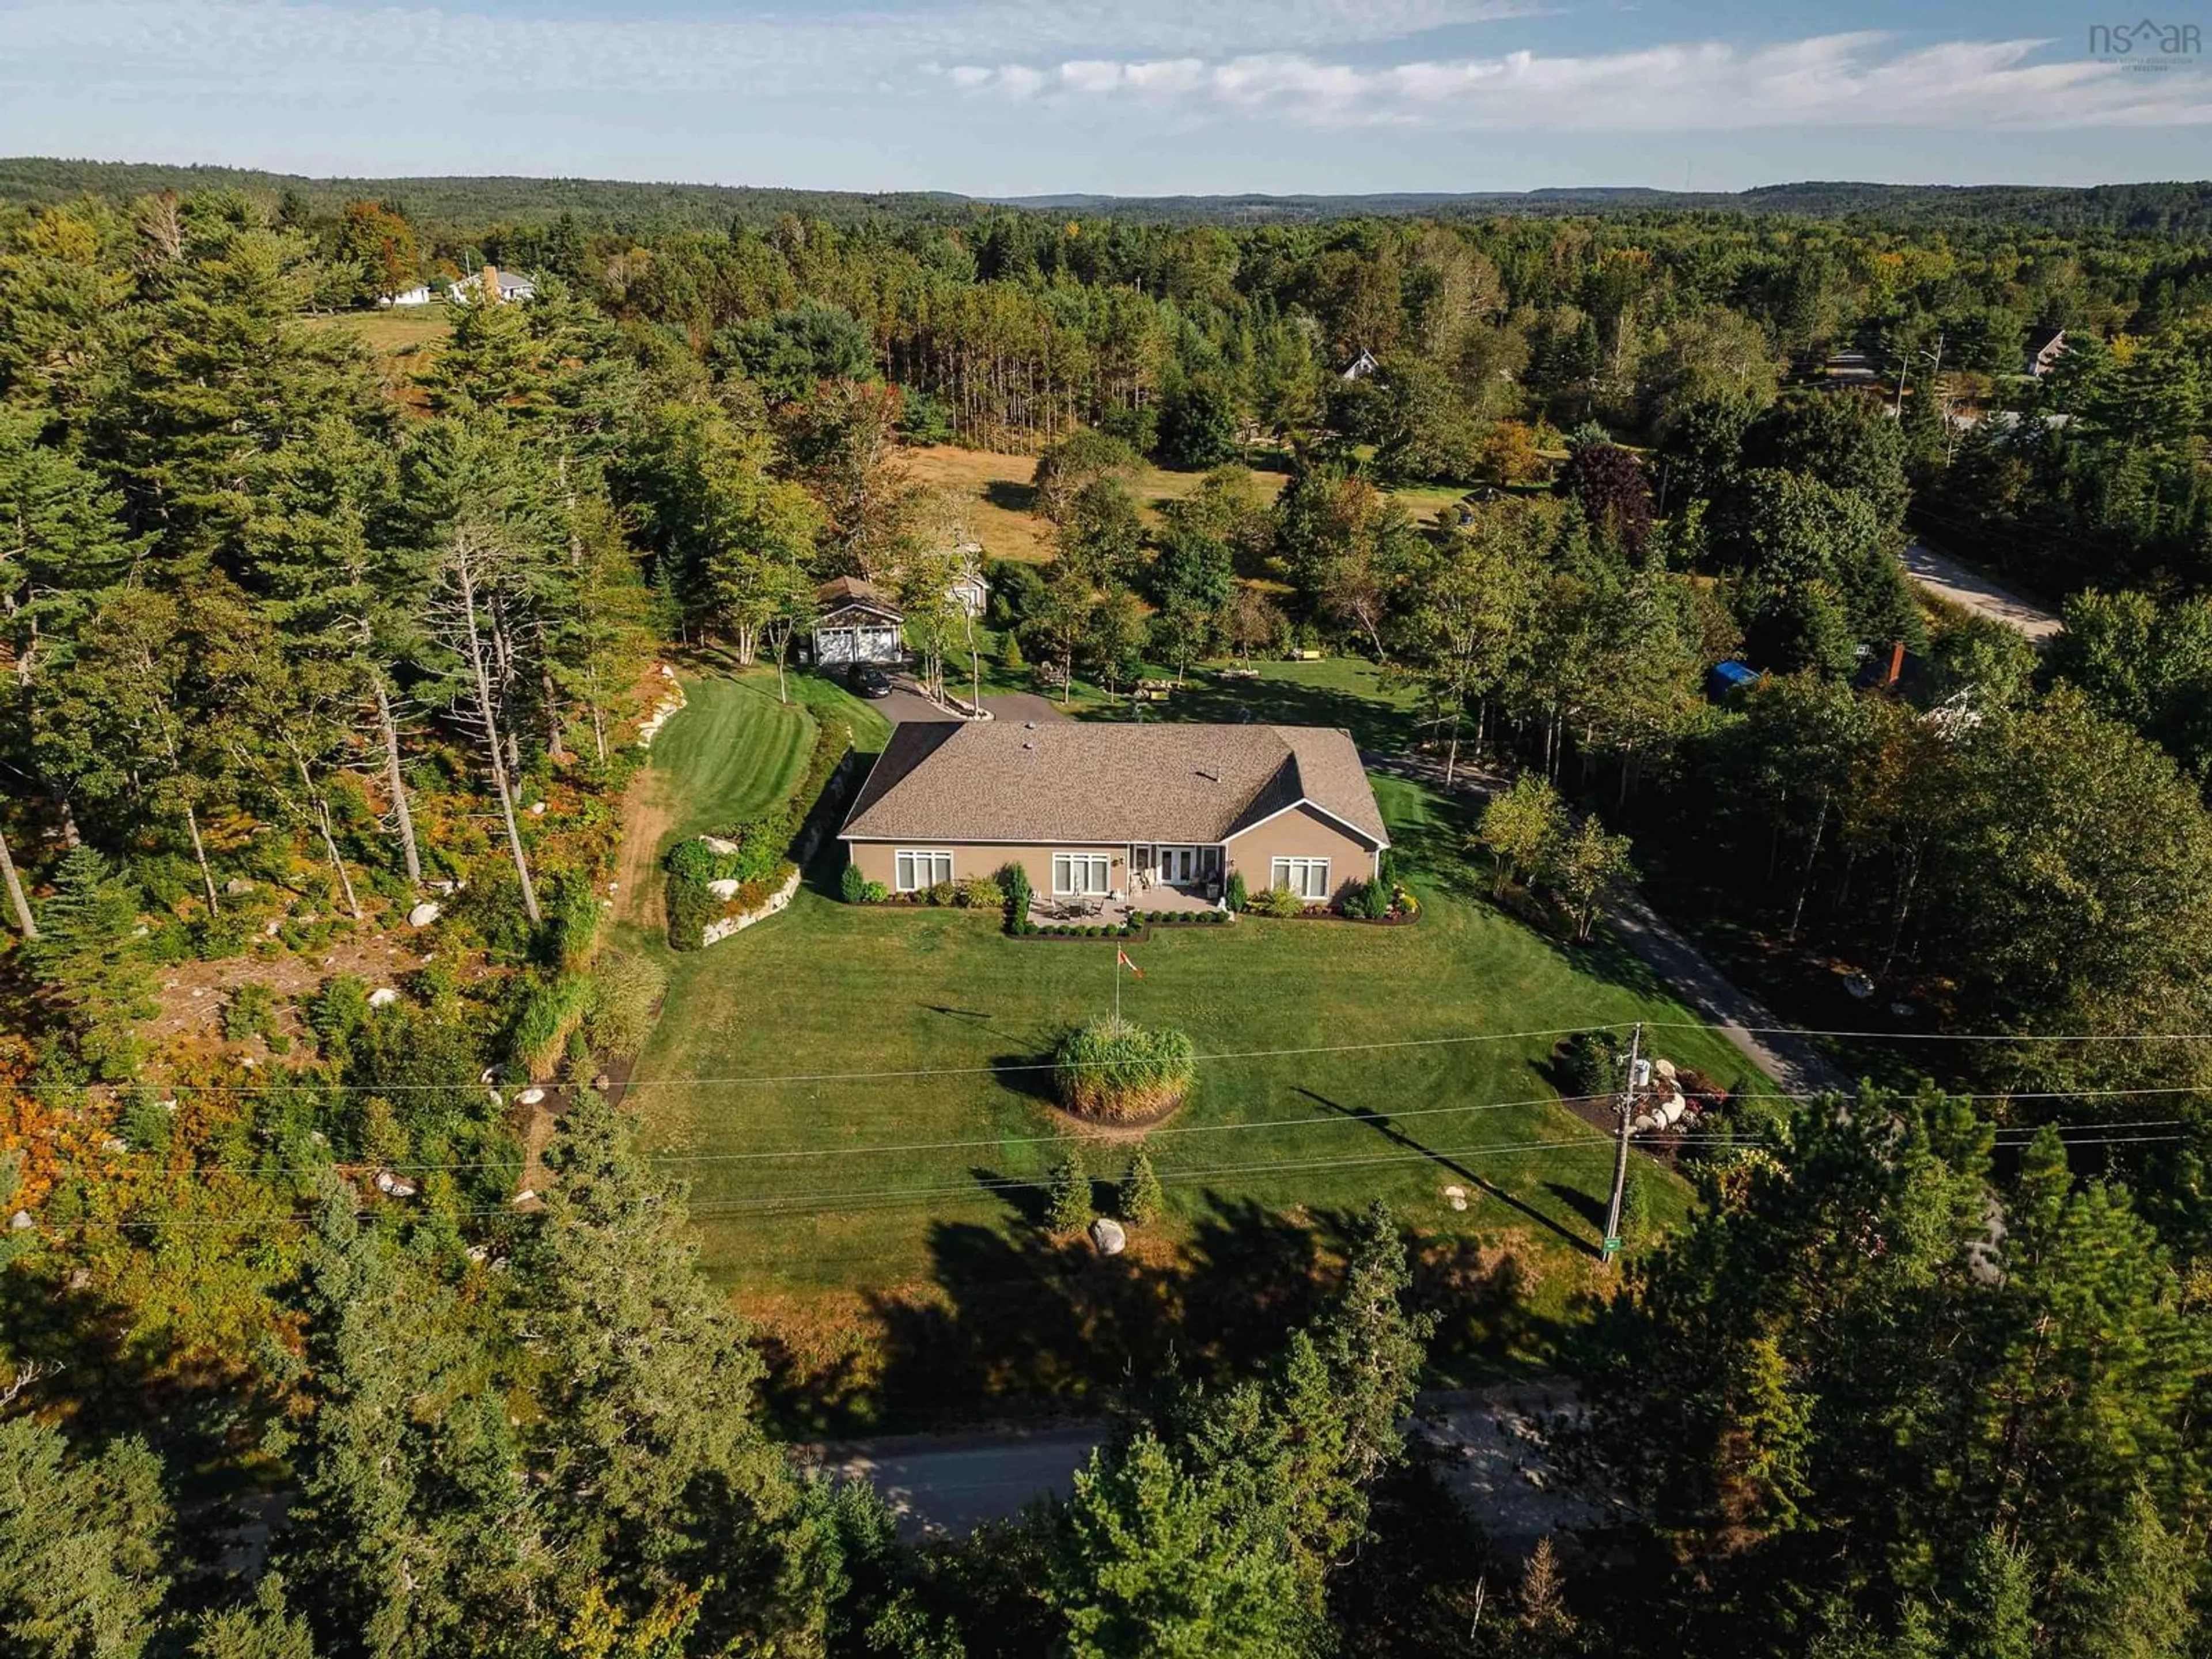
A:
[0,0,1539,96]
[941,33,2212,128]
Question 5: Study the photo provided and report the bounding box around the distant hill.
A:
[5,157,2212,236]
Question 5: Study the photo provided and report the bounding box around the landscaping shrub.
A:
[1118,1151,1163,1225]
[664,874,718,950]
[1557,1031,1616,1100]
[861,880,891,904]
[1000,862,1032,931]
[1245,884,1307,918]
[1045,1153,1092,1234]
[925,880,957,907]
[1225,869,1248,912]
[585,952,668,1060]
[1054,1017,1198,1123]
[840,863,866,905]
[667,838,721,883]
[953,874,1004,909]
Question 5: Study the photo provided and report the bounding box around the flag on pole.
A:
[1116,948,1143,979]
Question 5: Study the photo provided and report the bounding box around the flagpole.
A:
[1113,942,1121,1024]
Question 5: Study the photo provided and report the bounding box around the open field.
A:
[910,443,1291,563]
[910,441,1495,569]
[298,303,452,358]
[624,663,1755,1430]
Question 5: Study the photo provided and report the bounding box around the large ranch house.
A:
[839,719,1388,912]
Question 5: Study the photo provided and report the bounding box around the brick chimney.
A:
[1884,641,1906,688]
[482,263,500,304]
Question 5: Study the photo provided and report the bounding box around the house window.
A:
[1270,857,1331,900]
[894,850,953,892]
[1052,853,1112,896]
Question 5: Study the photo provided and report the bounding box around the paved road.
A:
[1366,753,1851,1097]
[800,1382,1613,1548]
[798,1426,1099,1539]
[1901,540,2061,642]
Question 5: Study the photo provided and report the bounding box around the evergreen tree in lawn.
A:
[1118,1152,1163,1225]
[1046,1153,1092,1235]
[1048,1434,1316,1659]
[0,1415,170,1659]
[523,1090,820,1653]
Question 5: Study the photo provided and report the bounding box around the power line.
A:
[12,1024,1638,1094]
[70,1124,2195,1234]
[26,1019,2212,1100]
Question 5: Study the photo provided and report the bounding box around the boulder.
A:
[1089,1218,1128,1256]
[367,987,401,1009]
[516,1087,546,1107]
[7,1211,29,1232]
[702,835,741,856]
[406,901,442,927]
[707,878,741,901]
[529,801,547,816]
[223,877,256,896]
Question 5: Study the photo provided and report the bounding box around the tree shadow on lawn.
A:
[821,1177,1572,1433]
[984,479,1038,514]
[1112,672,1424,755]
[1296,1088,1599,1260]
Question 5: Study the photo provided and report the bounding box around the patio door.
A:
[1158,845,1197,885]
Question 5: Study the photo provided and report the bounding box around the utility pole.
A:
[1600,1021,1642,1265]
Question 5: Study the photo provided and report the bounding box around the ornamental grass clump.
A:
[1054,1017,1198,1123]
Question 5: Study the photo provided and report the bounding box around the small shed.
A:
[1340,347,1382,382]
[948,545,989,618]
[2024,327,2067,378]
[1706,660,1763,702]
[812,576,904,665]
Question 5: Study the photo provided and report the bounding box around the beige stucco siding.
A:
[846,840,1130,895]
[1222,805,1380,896]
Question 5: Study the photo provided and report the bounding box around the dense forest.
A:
[2,175,2211,1656]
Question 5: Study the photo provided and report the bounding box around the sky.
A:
[2,0,2210,195]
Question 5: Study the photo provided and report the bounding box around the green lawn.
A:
[624,665,1757,1430]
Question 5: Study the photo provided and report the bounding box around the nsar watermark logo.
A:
[2089,17,2203,69]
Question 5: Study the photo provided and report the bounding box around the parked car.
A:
[853,664,893,698]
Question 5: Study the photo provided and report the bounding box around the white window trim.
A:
[1270,857,1331,900]
[1052,853,1112,896]
[894,849,954,892]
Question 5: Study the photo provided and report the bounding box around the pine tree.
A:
[1048,1434,1315,1658]
[26,845,151,1075]
[274,1180,538,1659]
[185,1573,318,1659]
[0,1416,171,1659]
[1046,1153,1092,1234]
[1118,1152,1163,1225]
[524,1091,816,1652]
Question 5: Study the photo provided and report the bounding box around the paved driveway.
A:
[1901,540,2060,642]
[1367,752,1851,1097]
[872,676,1070,726]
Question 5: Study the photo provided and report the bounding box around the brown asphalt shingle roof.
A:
[841,721,1388,848]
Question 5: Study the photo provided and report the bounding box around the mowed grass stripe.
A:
[650,676,816,846]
